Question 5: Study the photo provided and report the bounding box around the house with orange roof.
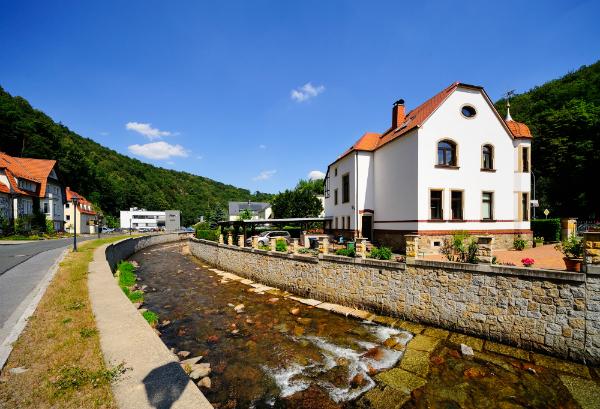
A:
[0,152,65,232]
[64,187,97,234]
[324,82,533,253]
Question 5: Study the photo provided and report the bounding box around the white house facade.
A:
[228,202,273,221]
[324,82,533,252]
[120,208,181,231]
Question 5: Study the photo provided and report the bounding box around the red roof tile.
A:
[0,152,57,197]
[0,181,9,194]
[334,82,532,163]
[506,120,532,138]
[65,187,96,215]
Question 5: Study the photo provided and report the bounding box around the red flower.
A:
[521,257,535,267]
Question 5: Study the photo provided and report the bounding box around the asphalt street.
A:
[0,236,94,275]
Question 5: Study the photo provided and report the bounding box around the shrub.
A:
[195,227,220,242]
[142,310,159,327]
[336,248,356,257]
[513,235,527,251]
[275,238,287,252]
[441,231,478,263]
[534,236,545,245]
[45,219,55,235]
[531,218,561,242]
[369,246,392,260]
[117,261,136,287]
[555,235,583,259]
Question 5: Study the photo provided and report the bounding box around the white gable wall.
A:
[373,129,419,231]
[324,153,356,230]
[416,87,530,231]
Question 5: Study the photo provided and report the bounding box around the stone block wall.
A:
[189,238,598,364]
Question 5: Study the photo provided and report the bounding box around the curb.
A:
[88,239,212,409]
[0,247,70,369]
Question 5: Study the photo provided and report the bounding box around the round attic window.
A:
[461,105,477,118]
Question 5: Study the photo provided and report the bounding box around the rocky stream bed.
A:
[128,242,600,409]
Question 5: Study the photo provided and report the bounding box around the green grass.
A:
[127,290,144,303]
[117,262,136,287]
[142,310,159,327]
[50,364,126,397]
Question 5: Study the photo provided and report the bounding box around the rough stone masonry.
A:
[189,238,599,365]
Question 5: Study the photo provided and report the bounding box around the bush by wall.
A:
[195,227,221,242]
[531,218,561,242]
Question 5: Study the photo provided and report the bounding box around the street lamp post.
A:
[97,211,103,239]
[72,197,79,252]
[531,171,537,220]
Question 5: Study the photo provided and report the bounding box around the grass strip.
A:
[0,236,130,408]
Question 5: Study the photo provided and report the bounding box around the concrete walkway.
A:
[88,243,212,409]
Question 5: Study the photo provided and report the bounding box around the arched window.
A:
[437,140,457,166]
[482,144,494,170]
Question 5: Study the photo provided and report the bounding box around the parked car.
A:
[246,231,291,246]
[101,227,115,233]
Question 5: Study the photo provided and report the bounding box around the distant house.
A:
[324,82,533,252]
[228,202,272,221]
[64,187,97,234]
[0,152,65,232]
[120,208,181,231]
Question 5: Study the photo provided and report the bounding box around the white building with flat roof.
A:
[120,208,181,231]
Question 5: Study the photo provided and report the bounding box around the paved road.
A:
[0,236,95,275]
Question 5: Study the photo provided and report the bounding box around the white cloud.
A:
[290,82,325,102]
[252,169,276,181]
[99,131,109,136]
[126,122,172,140]
[259,144,267,149]
[308,170,326,180]
[128,141,189,160]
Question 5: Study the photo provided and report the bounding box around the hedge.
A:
[531,218,561,242]
[195,228,220,242]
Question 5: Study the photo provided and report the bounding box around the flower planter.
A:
[563,257,583,272]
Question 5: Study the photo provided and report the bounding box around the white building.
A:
[120,208,181,231]
[324,82,533,252]
[228,202,272,221]
[64,187,97,234]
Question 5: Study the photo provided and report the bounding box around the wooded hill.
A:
[494,60,600,219]
[0,86,271,226]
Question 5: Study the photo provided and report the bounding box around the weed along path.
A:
[130,242,599,409]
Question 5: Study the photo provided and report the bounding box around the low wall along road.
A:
[189,238,600,365]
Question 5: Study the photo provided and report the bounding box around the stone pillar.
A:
[238,235,244,247]
[584,231,600,270]
[561,218,578,241]
[304,233,311,248]
[227,233,233,246]
[252,236,258,249]
[477,236,494,264]
[322,237,329,255]
[292,238,299,254]
[218,234,224,244]
[359,241,367,259]
[405,234,419,259]
[270,238,277,251]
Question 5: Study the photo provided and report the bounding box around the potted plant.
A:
[555,235,584,272]
[521,257,535,267]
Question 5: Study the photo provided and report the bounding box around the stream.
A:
[129,242,586,409]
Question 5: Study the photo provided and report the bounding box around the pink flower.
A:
[521,257,535,267]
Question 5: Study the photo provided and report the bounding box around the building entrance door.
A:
[361,214,373,241]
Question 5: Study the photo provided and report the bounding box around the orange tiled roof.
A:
[506,120,532,138]
[0,181,9,194]
[334,82,532,163]
[3,169,31,196]
[0,152,57,197]
[65,187,96,215]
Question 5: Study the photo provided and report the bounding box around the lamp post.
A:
[97,211,103,239]
[531,171,537,220]
[72,196,79,251]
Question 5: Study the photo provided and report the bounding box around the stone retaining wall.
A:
[105,232,191,272]
[189,238,599,364]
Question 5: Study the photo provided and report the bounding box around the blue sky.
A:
[1,1,599,194]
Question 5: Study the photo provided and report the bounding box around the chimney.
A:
[392,99,405,129]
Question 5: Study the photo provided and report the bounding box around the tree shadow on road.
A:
[143,361,189,409]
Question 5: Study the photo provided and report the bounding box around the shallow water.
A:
[130,243,586,409]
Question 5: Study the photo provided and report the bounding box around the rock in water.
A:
[233,304,245,313]
[383,337,399,348]
[351,373,366,388]
[198,376,211,388]
[177,350,191,358]
[460,343,474,357]
[189,363,211,380]
[363,347,384,361]
[267,297,279,304]
[290,307,301,316]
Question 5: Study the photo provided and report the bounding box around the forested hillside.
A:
[495,60,600,219]
[0,86,271,225]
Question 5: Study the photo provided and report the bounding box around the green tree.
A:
[238,208,253,220]
[271,188,323,218]
[296,178,325,195]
